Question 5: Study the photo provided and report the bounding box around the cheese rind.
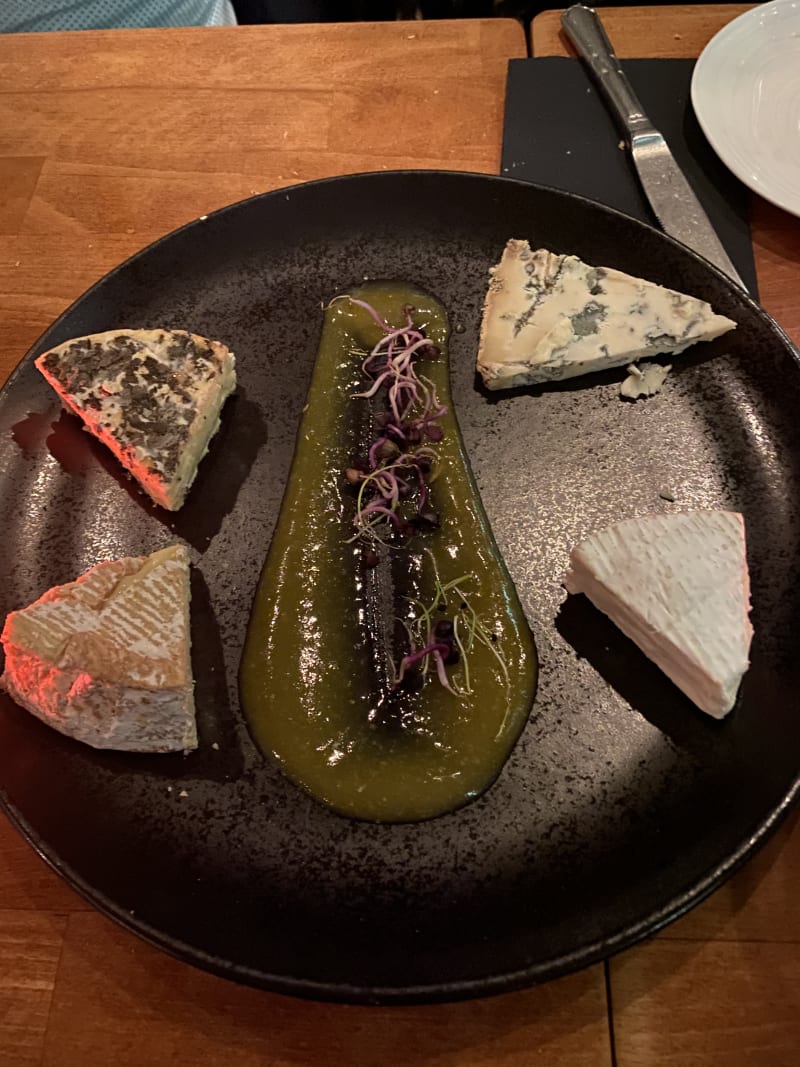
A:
[1,545,197,751]
[35,329,236,510]
[477,241,736,389]
[564,511,753,718]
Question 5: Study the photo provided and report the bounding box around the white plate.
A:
[691,0,800,217]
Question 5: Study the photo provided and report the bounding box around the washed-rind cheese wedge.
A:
[564,511,753,718]
[1,544,196,751]
[477,241,736,389]
[36,329,236,510]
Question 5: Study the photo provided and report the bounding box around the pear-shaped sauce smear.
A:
[240,284,537,821]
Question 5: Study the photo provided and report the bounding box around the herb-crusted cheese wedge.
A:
[564,511,753,718]
[36,329,236,510]
[477,241,736,389]
[1,544,197,752]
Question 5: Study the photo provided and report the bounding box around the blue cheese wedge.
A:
[477,241,736,389]
[36,329,236,510]
[0,545,196,752]
[564,511,753,718]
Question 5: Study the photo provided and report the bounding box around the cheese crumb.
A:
[620,362,671,399]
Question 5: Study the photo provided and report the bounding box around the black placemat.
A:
[502,56,757,296]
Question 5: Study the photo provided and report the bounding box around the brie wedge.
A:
[477,241,736,389]
[564,511,753,718]
[36,329,236,510]
[1,544,197,751]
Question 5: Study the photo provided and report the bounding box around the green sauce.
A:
[240,284,537,821]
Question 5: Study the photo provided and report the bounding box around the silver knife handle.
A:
[561,5,655,140]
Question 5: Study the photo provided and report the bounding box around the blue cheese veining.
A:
[476,241,736,389]
[36,329,236,510]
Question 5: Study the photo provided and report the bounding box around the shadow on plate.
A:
[165,387,268,551]
[555,593,724,758]
[28,387,268,552]
[10,407,59,454]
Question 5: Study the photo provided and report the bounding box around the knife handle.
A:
[561,4,655,140]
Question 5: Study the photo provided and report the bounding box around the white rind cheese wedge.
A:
[564,511,753,718]
[1,545,197,751]
[477,241,736,390]
[36,329,236,510]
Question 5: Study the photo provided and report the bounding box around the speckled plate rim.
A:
[2,775,798,1005]
[1,170,799,1004]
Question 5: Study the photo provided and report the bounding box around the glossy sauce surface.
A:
[240,284,537,821]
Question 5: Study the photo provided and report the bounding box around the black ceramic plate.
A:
[1,172,799,1005]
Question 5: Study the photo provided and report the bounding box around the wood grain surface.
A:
[41,914,610,1067]
[0,18,522,380]
[531,3,755,58]
[1,10,799,1066]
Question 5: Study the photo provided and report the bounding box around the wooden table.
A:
[1,10,798,1066]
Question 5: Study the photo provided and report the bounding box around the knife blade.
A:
[560,4,748,292]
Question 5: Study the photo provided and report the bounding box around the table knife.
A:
[560,3,748,292]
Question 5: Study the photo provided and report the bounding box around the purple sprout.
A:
[345,298,447,549]
[341,296,473,697]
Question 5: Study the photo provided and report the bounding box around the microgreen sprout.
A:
[341,297,509,711]
[339,296,446,550]
[394,551,511,724]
